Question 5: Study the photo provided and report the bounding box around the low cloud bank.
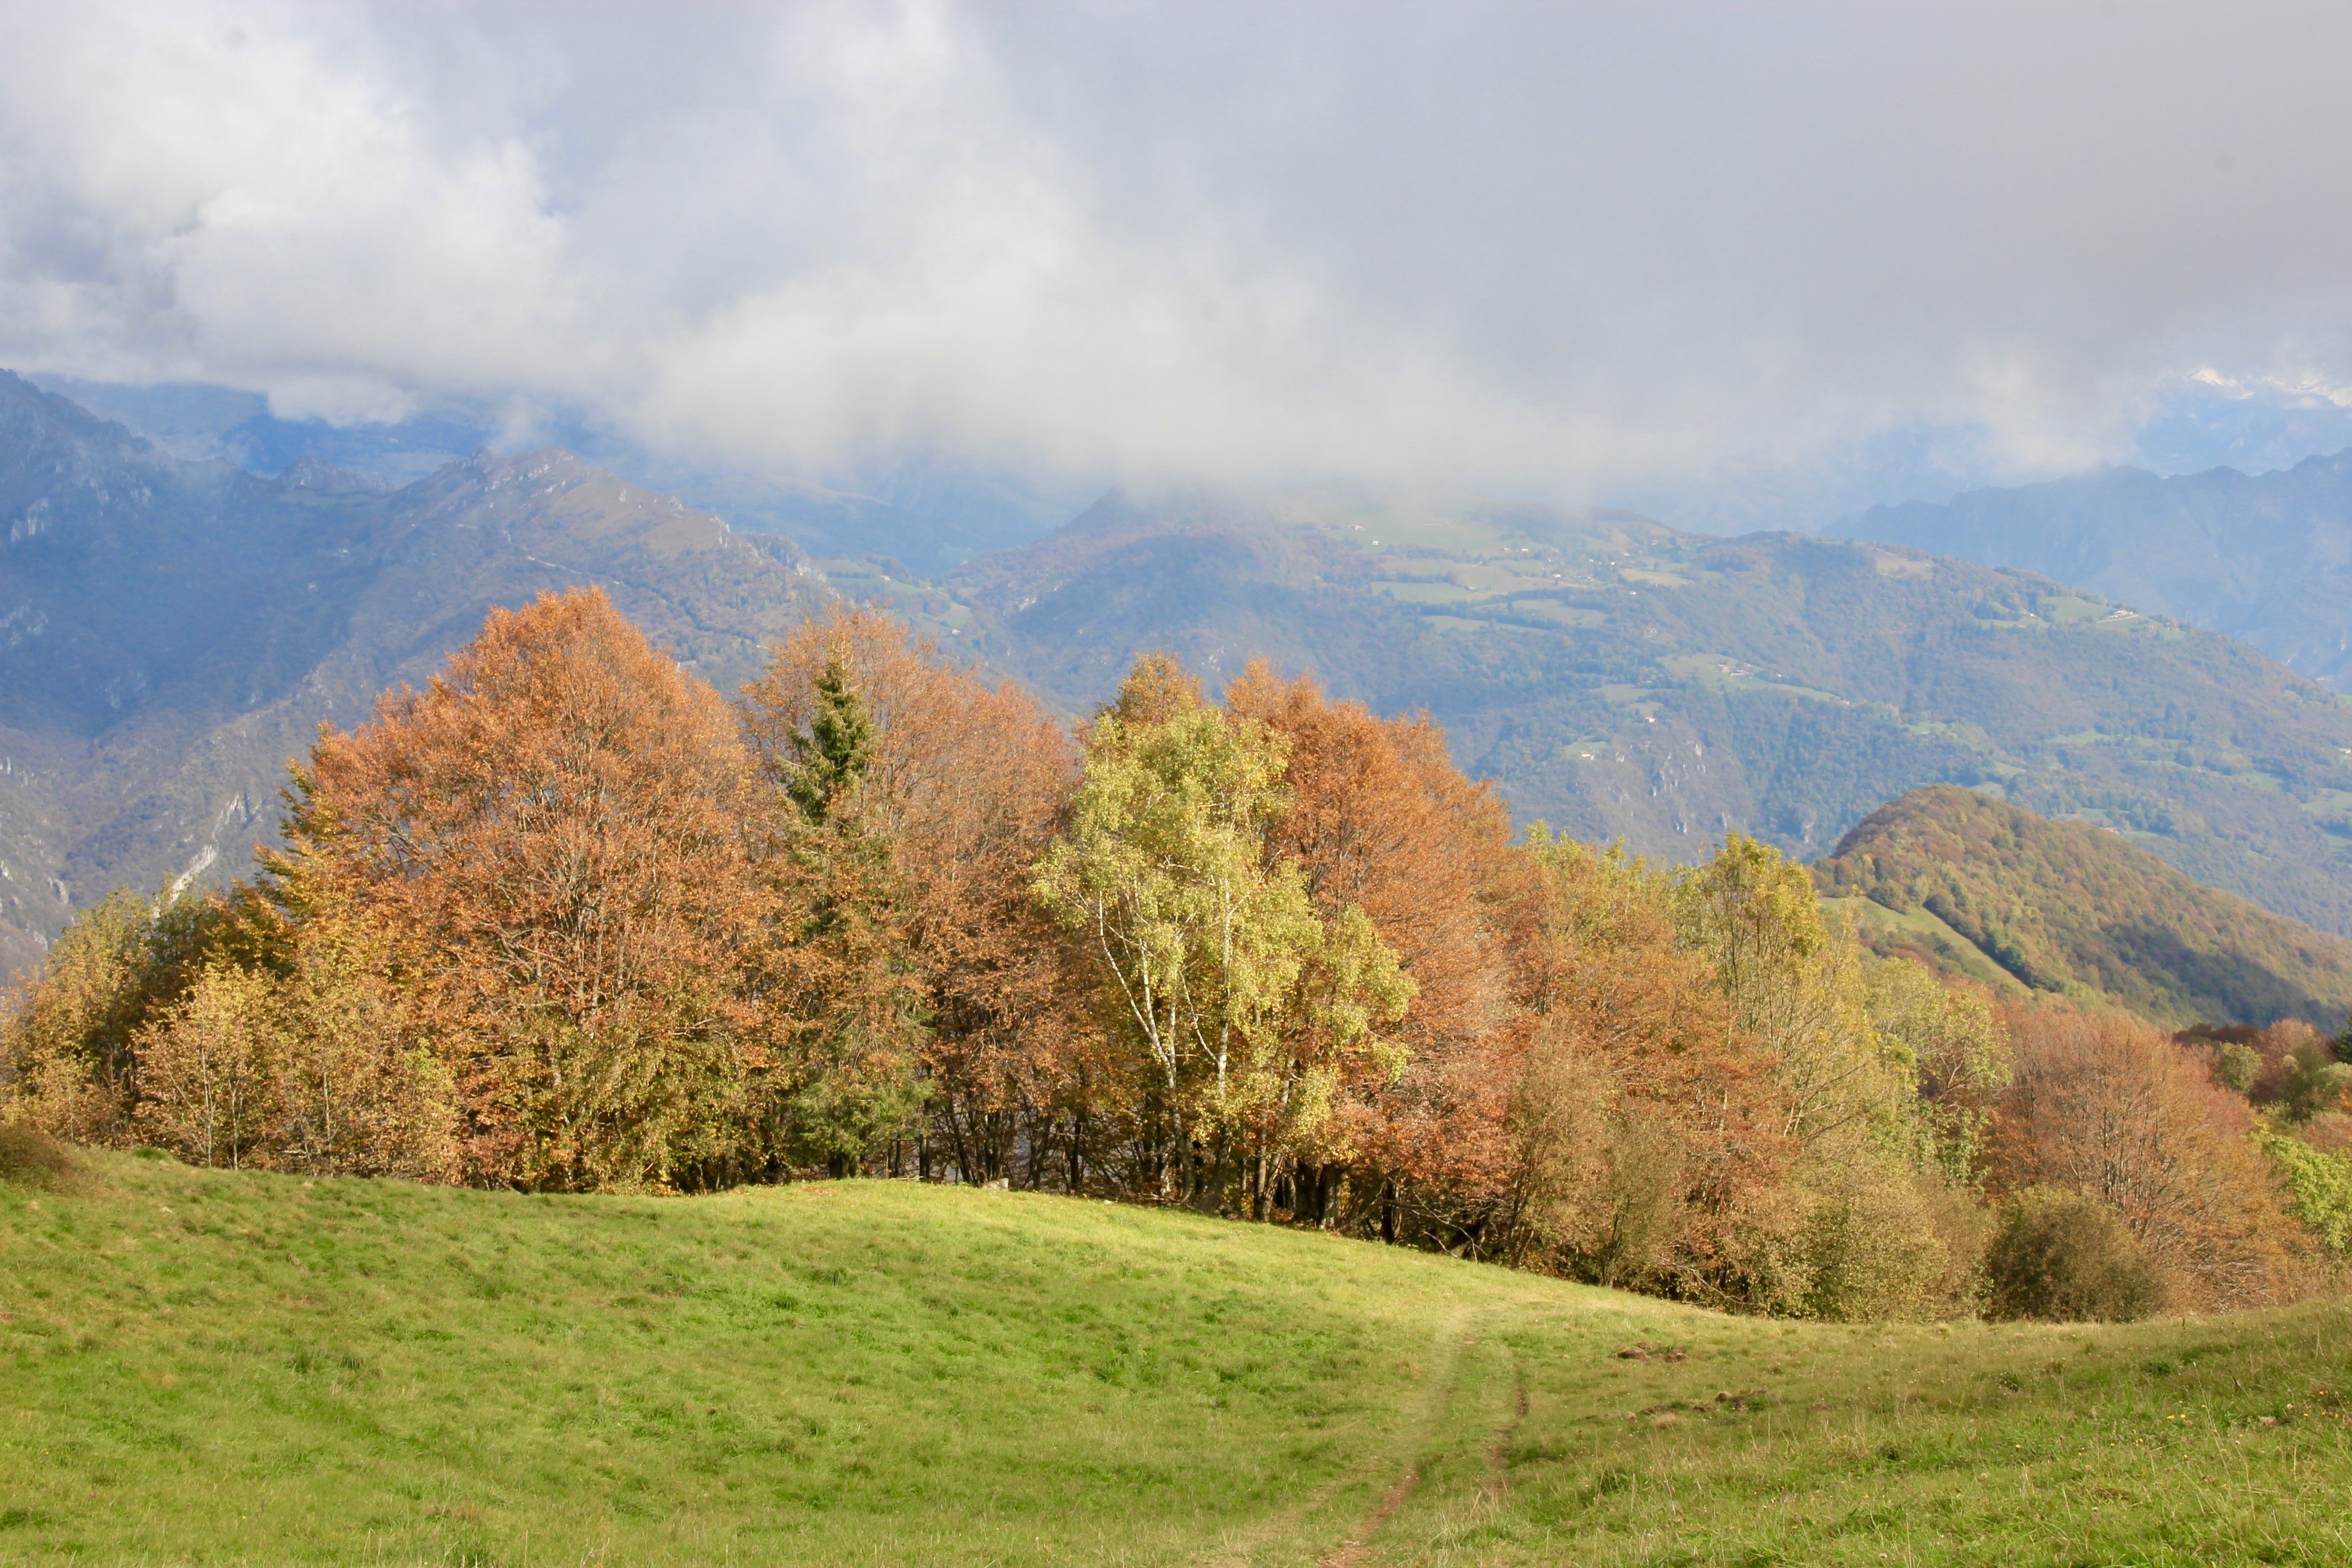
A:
[6,1,2352,507]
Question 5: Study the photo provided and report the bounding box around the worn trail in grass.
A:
[5,1153,2352,1565]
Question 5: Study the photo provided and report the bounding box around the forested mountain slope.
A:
[1814,785,2352,1028]
[1835,451,2352,686]
[888,488,2352,936]
[20,367,2352,970]
[0,373,830,973]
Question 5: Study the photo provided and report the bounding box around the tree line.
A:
[2,588,2341,1320]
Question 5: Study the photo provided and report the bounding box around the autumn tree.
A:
[1670,836,1912,1156]
[1222,664,1523,1238]
[1652,836,1984,1318]
[1992,1000,2306,1311]
[1864,958,2011,1181]
[267,587,769,1191]
[1507,833,1764,1290]
[1036,657,1414,1209]
[0,885,229,1143]
[743,604,1098,1187]
[132,962,283,1169]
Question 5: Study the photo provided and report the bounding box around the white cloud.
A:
[5,0,2352,503]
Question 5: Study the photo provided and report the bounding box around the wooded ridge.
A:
[1815,784,2352,1029]
[8,588,2348,1327]
[900,487,2352,937]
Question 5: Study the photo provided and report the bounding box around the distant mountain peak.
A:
[387,444,803,568]
[0,368,151,453]
[1834,451,2352,686]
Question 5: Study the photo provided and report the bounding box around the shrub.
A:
[1799,1166,1955,1322]
[2272,1033,2352,1122]
[0,1124,74,1189]
[1984,1186,2166,1322]
[0,889,158,1142]
[2212,1040,2260,1095]
[1796,1159,1988,1322]
[1994,1001,2305,1310]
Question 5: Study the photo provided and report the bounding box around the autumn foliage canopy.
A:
[3,587,2333,1318]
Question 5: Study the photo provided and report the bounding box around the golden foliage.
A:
[271,586,769,1189]
[1993,1000,2307,1311]
[7,606,2336,1322]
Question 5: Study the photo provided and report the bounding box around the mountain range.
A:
[0,372,831,977]
[892,486,2352,938]
[31,374,1087,580]
[1837,453,2352,688]
[20,369,2352,997]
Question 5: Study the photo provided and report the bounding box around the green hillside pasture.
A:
[1820,894,2028,995]
[5,1153,2352,1566]
[1816,784,2352,1027]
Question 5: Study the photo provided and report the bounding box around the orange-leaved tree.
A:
[742,603,1101,1184]
[1991,999,2308,1311]
[1509,833,1775,1293]
[266,586,771,1191]
[1222,662,1521,1238]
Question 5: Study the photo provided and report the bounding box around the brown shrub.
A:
[1801,1161,1991,1322]
[1994,1000,2307,1311]
[0,1124,75,1189]
[1984,1186,2166,1322]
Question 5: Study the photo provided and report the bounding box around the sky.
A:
[6,0,2352,526]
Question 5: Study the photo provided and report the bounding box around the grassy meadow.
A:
[5,1149,2352,1566]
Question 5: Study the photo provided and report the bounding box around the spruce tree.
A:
[786,655,876,823]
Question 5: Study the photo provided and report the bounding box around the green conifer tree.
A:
[785,655,876,824]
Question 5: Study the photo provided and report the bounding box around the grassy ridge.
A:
[6,1155,2352,1565]
[1815,784,2352,1028]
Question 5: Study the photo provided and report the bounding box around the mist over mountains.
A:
[30,374,1090,581]
[21,368,2352,985]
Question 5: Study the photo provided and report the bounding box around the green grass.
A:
[6,1152,2352,1565]
[1821,896,2027,995]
